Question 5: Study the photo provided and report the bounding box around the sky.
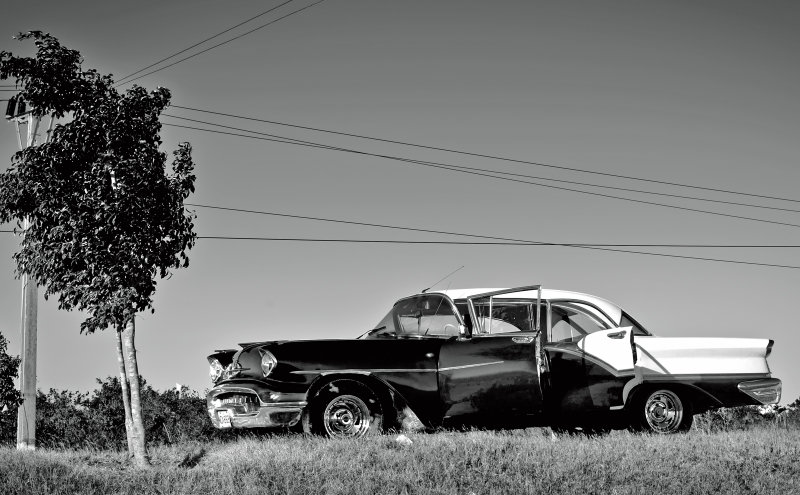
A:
[0,0,798,405]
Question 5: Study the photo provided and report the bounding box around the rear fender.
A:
[624,381,723,414]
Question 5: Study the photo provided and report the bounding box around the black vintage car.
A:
[206,285,780,437]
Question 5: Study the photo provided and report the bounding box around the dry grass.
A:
[1,426,799,494]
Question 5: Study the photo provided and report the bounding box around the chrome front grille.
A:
[214,392,260,414]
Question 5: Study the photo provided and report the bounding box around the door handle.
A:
[607,330,626,339]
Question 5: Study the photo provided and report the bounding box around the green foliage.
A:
[0,32,196,333]
[0,32,86,119]
[20,377,232,450]
[35,389,92,449]
[0,331,22,445]
[694,404,800,432]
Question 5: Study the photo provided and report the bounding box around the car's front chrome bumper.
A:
[207,384,307,429]
[738,378,782,404]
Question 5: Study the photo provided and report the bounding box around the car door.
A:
[545,300,637,413]
[438,334,543,422]
[438,286,546,424]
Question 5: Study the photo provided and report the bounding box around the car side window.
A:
[471,299,534,334]
[393,295,461,337]
[548,303,610,343]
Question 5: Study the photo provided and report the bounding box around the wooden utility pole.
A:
[6,97,42,450]
[16,213,37,450]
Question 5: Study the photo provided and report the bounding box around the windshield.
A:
[362,294,462,339]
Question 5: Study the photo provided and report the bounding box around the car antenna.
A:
[421,265,464,293]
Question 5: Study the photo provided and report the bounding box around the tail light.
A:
[738,378,781,405]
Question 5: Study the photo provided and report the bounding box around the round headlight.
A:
[261,350,277,377]
[209,358,224,383]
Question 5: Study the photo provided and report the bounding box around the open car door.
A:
[578,326,636,376]
[438,285,548,425]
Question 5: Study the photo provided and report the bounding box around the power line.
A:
[116,0,328,87]
[116,0,296,84]
[164,121,800,230]
[185,203,800,269]
[3,222,796,267]
[3,224,793,248]
[195,236,800,248]
[163,114,800,214]
[171,104,800,205]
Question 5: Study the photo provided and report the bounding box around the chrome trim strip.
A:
[290,368,436,375]
[439,361,505,372]
[261,401,307,408]
[291,361,507,374]
[642,373,771,382]
[209,386,263,397]
[208,386,308,407]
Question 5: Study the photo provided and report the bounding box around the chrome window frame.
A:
[390,293,466,338]
[465,285,542,339]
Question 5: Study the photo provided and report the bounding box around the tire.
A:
[304,380,383,438]
[631,388,693,434]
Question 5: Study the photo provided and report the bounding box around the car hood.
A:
[237,338,448,380]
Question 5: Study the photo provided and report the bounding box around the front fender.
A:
[304,371,435,429]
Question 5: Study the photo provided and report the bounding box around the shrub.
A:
[25,377,242,449]
[0,331,22,445]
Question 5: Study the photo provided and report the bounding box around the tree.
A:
[0,331,22,445]
[0,32,196,466]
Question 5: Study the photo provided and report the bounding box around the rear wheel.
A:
[631,388,693,434]
[304,380,383,438]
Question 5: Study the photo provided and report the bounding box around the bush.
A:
[0,331,22,445]
[35,389,92,449]
[693,403,800,432]
[0,376,240,449]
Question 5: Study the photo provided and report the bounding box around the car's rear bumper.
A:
[207,384,307,429]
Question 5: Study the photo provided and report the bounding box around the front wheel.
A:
[304,380,383,438]
[631,388,693,434]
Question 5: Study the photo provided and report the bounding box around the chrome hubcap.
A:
[323,395,370,438]
[644,390,683,433]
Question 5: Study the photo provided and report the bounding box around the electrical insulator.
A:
[4,95,16,120]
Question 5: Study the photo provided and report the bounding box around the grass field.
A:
[1,426,799,495]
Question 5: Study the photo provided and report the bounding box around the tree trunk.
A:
[114,326,134,455]
[121,317,149,467]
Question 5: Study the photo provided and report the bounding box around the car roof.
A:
[431,288,624,325]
